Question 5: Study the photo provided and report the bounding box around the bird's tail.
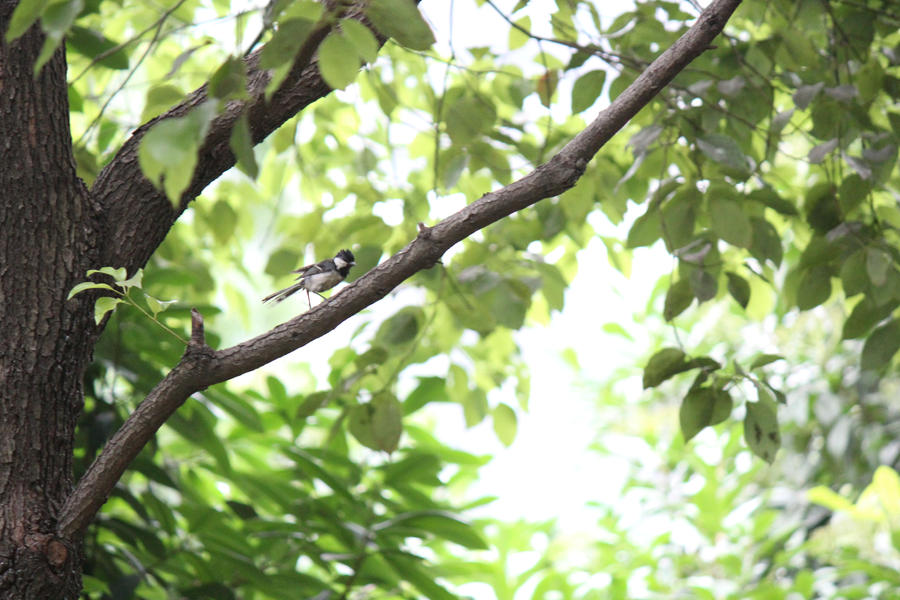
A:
[262,281,305,303]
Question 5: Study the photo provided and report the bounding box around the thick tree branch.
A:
[90,2,361,272]
[59,0,743,540]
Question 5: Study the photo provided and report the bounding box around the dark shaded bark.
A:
[0,5,100,597]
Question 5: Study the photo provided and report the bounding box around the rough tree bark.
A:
[0,0,742,596]
[0,5,99,595]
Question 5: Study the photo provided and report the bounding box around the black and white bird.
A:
[263,249,355,306]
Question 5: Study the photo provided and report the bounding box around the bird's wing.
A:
[291,259,333,277]
[292,263,316,274]
[294,259,333,276]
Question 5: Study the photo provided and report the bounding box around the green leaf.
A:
[138,104,215,205]
[365,0,435,51]
[230,114,259,179]
[807,486,855,512]
[492,403,517,446]
[119,270,143,289]
[41,0,81,34]
[86,266,127,281]
[348,393,403,453]
[749,354,783,370]
[93,296,123,324]
[376,306,423,346]
[382,554,456,600]
[664,278,693,321]
[536,70,558,107]
[318,32,360,90]
[469,140,510,184]
[6,0,49,42]
[710,388,733,425]
[66,26,129,69]
[67,281,116,300]
[209,56,247,100]
[866,247,892,287]
[808,138,838,163]
[296,391,328,420]
[660,186,698,251]
[744,398,780,463]
[696,134,751,177]
[686,356,721,372]
[709,196,752,248]
[286,448,355,502]
[208,389,264,433]
[690,268,717,302]
[462,389,488,427]
[748,217,782,267]
[144,295,176,317]
[441,151,468,189]
[508,15,530,49]
[796,266,832,310]
[355,346,389,369]
[680,388,715,442]
[861,320,900,372]
[375,511,488,550]
[571,70,606,113]
[341,19,379,63]
[170,406,231,472]
[209,200,238,244]
[626,209,661,248]
[749,187,798,216]
[260,18,315,69]
[381,453,442,485]
[842,298,894,340]
[725,271,750,308]
[368,72,398,115]
[643,347,691,389]
[840,249,868,296]
[838,174,870,214]
[264,248,300,276]
[404,377,450,415]
[805,183,840,234]
[32,0,83,73]
[445,94,497,145]
[141,85,185,123]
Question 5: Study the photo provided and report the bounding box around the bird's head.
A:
[334,249,355,269]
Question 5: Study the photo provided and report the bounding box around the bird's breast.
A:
[302,270,343,292]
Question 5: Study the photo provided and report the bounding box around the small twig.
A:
[189,308,205,348]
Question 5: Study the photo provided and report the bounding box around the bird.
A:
[263,249,355,307]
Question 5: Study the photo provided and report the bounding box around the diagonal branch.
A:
[59,0,743,540]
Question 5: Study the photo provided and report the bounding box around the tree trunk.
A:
[0,6,97,596]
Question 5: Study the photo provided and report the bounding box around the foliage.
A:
[581,288,900,599]
[6,0,896,596]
